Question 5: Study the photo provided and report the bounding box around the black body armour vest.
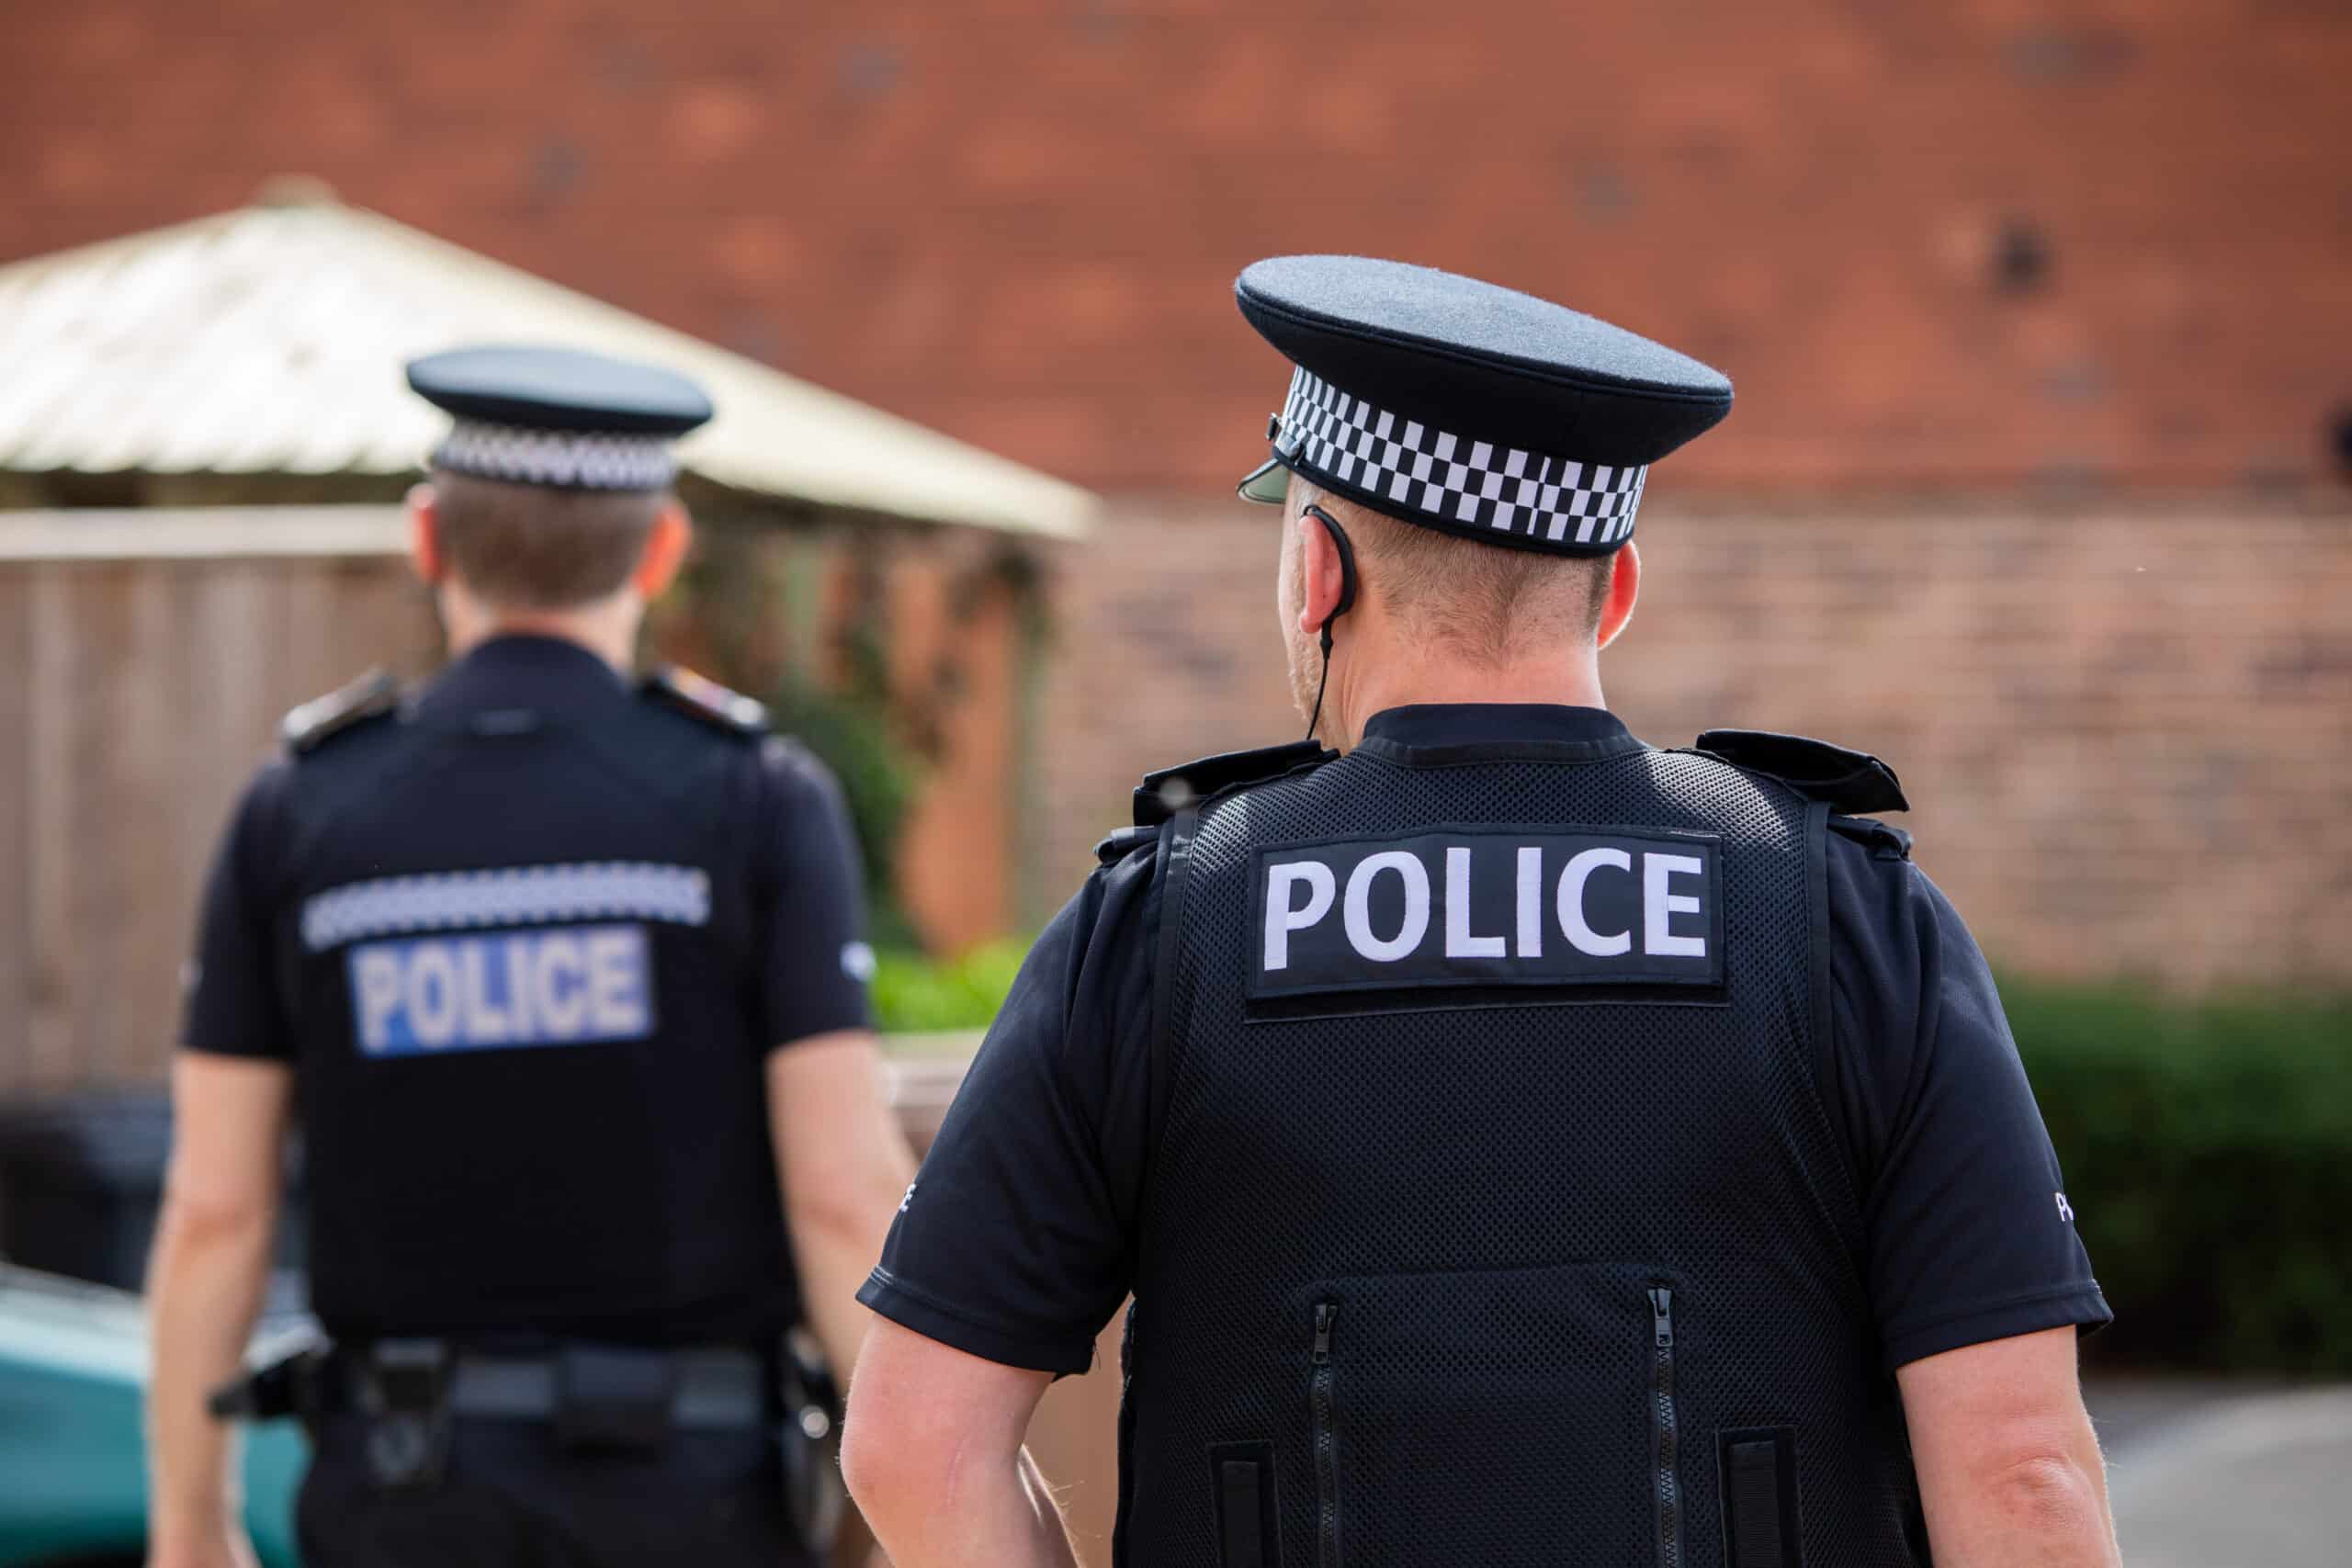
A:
[264,660,798,1347]
[1118,732,1923,1568]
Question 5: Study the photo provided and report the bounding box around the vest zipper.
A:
[1648,1286,1681,1568]
[1310,1301,1341,1568]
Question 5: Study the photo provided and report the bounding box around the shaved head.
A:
[1289,479,1615,665]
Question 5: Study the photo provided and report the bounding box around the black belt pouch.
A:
[554,1346,679,1452]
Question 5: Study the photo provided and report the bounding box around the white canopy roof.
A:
[0,191,1093,539]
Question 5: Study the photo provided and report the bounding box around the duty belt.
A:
[209,1339,770,1427]
[435,1345,767,1428]
[210,1334,841,1543]
[211,1338,771,1486]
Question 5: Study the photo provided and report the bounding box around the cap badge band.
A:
[431,420,679,492]
[1273,367,1647,547]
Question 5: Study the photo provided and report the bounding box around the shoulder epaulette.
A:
[281,669,401,755]
[1093,823,1160,866]
[1690,728,1909,815]
[1829,814,1913,861]
[1133,739,1335,829]
[639,664,769,737]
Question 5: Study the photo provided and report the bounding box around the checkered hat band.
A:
[432,421,677,491]
[1273,367,1648,547]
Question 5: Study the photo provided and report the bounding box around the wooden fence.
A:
[0,506,1035,1096]
[0,510,439,1094]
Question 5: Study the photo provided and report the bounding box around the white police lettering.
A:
[1515,846,1544,959]
[1250,829,1723,1000]
[455,942,512,1043]
[533,933,591,1036]
[346,923,654,1056]
[404,942,462,1047]
[1263,861,1337,971]
[1343,851,1430,962]
[1558,847,1634,956]
[1445,847,1507,959]
[1643,853,1709,958]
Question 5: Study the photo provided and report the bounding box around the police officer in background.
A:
[842,258,2120,1567]
[146,346,915,1568]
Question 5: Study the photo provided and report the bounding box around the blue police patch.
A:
[1249,826,1724,1003]
[346,923,656,1056]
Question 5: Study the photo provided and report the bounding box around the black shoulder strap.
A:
[1135,741,1332,1214]
[1141,807,1194,1237]
[1691,728,1909,814]
[1133,739,1334,829]
[639,664,769,737]
[281,669,401,755]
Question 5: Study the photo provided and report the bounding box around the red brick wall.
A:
[5,1,2346,494]
[6,2,2347,976]
[1038,495,2352,984]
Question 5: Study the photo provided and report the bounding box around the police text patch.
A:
[1249,827,1724,1001]
[346,924,656,1055]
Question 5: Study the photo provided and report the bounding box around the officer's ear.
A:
[1295,509,1352,637]
[630,501,694,601]
[1596,542,1640,650]
[406,482,447,587]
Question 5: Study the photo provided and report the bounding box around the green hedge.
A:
[765,682,928,952]
[871,942,1028,1034]
[2007,977,2352,1375]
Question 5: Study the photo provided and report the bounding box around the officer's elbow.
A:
[156,1170,277,1251]
[836,1408,890,1520]
[839,1377,940,1526]
[1974,1450,2106,1538]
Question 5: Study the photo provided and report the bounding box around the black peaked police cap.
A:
[407,344,715,493]
[1235,256,1732,557]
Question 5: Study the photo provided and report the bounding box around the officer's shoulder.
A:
[1689,728,1908,815]
[1096,739,1335,864]
[637,663,769,740]
[280,669,401,756]
[1134,739,1335,827]
[1690,728,1911,859]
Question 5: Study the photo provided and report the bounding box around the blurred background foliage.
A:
[870,941,1032,1035]
[765,678,928,953]
[2010,977,2352,1376]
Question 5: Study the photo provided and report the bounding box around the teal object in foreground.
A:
[0,1266,305,1568]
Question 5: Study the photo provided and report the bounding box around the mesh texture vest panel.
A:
[1119,743,1923,1568]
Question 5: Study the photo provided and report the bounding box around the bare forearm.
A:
[794,1201,902,1382]
[772,1031,918,1381]
[146,1204,274,1539]
[861,1445,1080,1568]
[1924,1452,2121,1568]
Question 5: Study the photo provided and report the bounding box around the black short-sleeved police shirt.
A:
[181,635,872,1343]
[859,704,2111,1376]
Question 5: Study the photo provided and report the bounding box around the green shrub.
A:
[872,941,1030,1034]
[2006,976,2352,1374]
[765,681,926,952]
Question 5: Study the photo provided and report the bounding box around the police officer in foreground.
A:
[145,346,915,1568]
[842,257,2120,1567]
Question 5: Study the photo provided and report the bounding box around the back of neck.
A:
[1331,653,1606,751]
[440,584,639,675]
